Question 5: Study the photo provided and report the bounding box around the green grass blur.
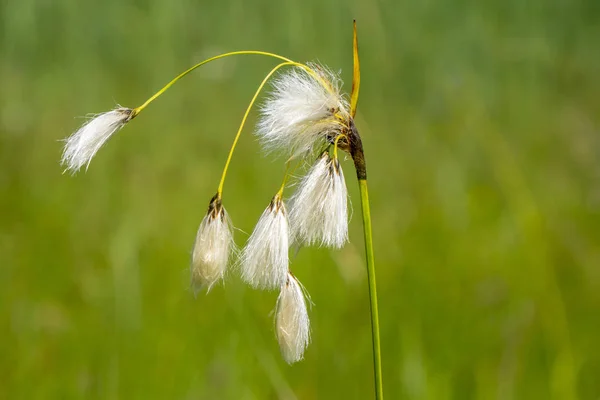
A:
[1,0,599,398]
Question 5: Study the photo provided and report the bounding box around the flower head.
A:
[256,64,350,158]
[289,152,349,248]
[276,273,311,364]
[240,194,289,290]
[61,107,134,173]
[191,195,235,292]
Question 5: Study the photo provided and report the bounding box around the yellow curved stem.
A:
[217,61,303,196]
[350,20,361,118]
[121,47,339,197]
[132,51,294,116]
[131,50,335,118]
[333,133,347,160]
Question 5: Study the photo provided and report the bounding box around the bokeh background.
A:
[1,0,599,398]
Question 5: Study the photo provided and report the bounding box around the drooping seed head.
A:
[240,194,289,290]
[61,107,134,173]
[289,152,349,248]
[275,273,311,364]
[256,63,350,158]
[191,195,235,292]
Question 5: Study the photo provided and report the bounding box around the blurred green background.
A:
[1,0,599,398]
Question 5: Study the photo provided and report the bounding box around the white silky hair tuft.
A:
[288,152,349,248]
[256,63,350,158]
[191,202,235,292]
[240,195,289,290]
[275,273,311,364]
[61,108,132,173]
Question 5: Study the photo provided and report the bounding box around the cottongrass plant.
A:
[61,22,383,399]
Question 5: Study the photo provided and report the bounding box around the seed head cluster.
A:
[237,65,352,362]
[61,61,355,364]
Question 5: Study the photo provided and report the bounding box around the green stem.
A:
[358,178,383,399]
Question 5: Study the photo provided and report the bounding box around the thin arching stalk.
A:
[132,51,293,115]
[216,61,297,196]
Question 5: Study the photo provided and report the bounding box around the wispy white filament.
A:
[256,63,350,157]
[240,195,289,290]
[61,108,132,173]
[289,152,349,248]
[276,273,311,364]
[191,202,235,292]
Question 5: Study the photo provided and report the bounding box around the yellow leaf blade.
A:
[350,20,360,118]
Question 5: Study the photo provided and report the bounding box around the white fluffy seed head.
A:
[191,197,235,292]
[275,273,311,364]
[61,107,133,173]
[256,63,350,158]
[289,152,349,248]
[240,195,289,290]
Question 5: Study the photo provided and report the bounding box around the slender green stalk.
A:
[347,21,381,397]
[358,178,383,399]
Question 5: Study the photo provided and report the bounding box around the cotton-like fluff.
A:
[275,273,311,364]
[289,152,348,248]
[61,107,133,173]
[256,64,350,158]
[191,196,235,292]
[240,194,289,290]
